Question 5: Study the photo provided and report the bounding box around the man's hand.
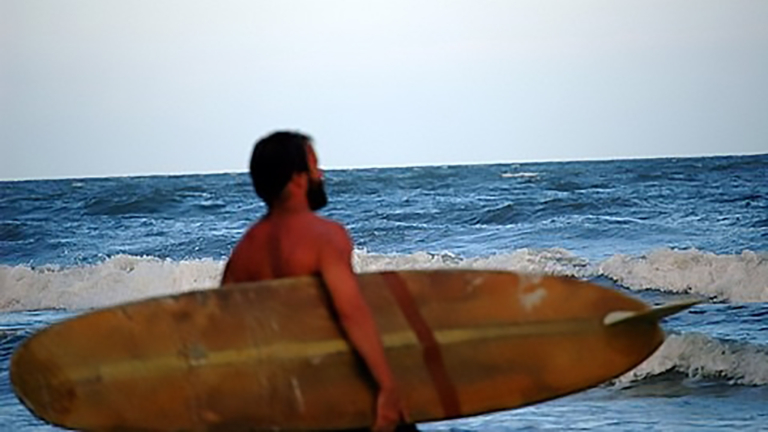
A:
[373,385,410,432]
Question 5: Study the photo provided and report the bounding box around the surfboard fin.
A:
[603,299,702,327]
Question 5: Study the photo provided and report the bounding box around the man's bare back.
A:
[220,132,411,432]
[222,212,349,283]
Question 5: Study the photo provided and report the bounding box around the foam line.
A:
[1,248,766,312]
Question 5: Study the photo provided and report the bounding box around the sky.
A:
[1,1,767,180]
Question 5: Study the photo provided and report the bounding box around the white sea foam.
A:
[616,333,768,386]
[599,248,768,302]
[500,172,539,179]
[354,248,592,277]
[0,255,222,312]
[0,248,765,312]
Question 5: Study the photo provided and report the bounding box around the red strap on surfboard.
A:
[381,272,462,418]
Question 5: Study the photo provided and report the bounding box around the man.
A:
[222,131,412,432]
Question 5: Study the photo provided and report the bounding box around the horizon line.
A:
[2,151,765,182]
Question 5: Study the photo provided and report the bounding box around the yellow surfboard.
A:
[11,270,697,431]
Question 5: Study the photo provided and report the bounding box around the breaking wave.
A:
[615,332,768,386]
[0,248,766,312]
[356,247,766,302]
[0,255,222,312]
[598,249,768,302]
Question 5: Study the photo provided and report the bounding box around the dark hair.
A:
[249,131,312,207]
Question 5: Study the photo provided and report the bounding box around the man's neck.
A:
[267,199,312,217]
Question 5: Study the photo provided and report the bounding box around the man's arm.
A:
[319,224,405,431]
[221,259,234,285]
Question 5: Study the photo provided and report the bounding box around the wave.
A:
[84,192,182,216]
[615,333,768,386]
[0,222,27,242]
[500,172,539,179]
[465,203,527,226]
[1,248,766,312]
[0,255,222,312]
[599,249,768,302]
[355,248,767,302]
[353,248,594,278]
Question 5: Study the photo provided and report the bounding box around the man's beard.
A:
[307,179,328,211]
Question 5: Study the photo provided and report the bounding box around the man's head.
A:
[249,131,327,210]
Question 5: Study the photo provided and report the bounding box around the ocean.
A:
[1,154,767,431]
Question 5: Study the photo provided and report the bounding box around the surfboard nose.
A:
[11,339,77,423]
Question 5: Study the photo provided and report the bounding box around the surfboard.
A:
[11,270,697,431]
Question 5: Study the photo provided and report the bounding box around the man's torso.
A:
[222,212,342,284]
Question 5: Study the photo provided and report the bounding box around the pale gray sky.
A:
[2,0,767,180]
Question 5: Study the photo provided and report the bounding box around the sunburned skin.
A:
[222,146,332,283]
[222,141,412,432]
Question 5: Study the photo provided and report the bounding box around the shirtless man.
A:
[221,131,411,432]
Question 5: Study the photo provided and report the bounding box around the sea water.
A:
[1,154,767,431]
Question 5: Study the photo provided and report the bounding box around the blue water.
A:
[1,154,767,430]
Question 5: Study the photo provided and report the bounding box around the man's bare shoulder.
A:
[312,215,352,245]
[240,213,347,244]
[234,220,268,248]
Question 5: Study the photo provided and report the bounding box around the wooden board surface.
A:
[11,270,675,431]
